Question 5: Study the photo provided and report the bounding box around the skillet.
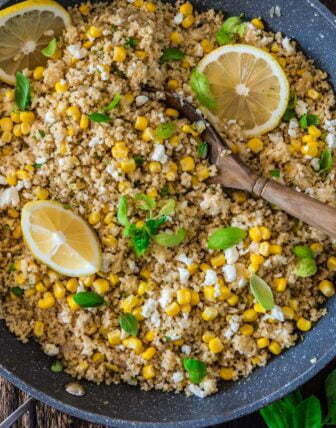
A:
[1,0,336,426]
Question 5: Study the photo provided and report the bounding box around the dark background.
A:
[1,0,336,426]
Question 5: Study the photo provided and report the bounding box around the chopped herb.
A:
[133,155,144,167]
[159,199,175,216]
[15,72,31,111]
[124,37,138,48]
[295,258,317,277]
[325,369,336,424]
[299,114,319,129]
[189,69,216,110]
[63,204,71,209]
[37,130,45,138]
[160,47,185,63]
[117,196,129,227]
[207,227,246,250]
[145,216,168,235]
[135,193,156,211]
[11,287,24,297]
[104,94,121,111]
[159,184,170,197]
[269,168,281,178]
[119,313,139,336]
[124,224,151,256]
[216,15,247,45]
[293,245,314,259]
[51,360,63,373]
[111,24,118,32]
[33,163,44,169]
[41,38,57,57]
[183,358,207,384]
[283,92,297,122]
[250,274,274,311]
[197,142,209,159]
[155,122,177,139]
[111,65,127,79]
[283,108,296,122]
[153,228,186,247]
[7,263,16,272]
[88,112,111,123]
[319,149,333,174]
[73,291,105,308]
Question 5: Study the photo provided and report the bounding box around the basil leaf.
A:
[130,226,151,256]
[159,199,175,216]
[104,94,121,111]
[260,400,295,428]
[135,193,156,211]
[160,184,170,197]
[133,155,144,167]
[197,142,208,159]
[207,226,246,250]
[299,114,319,129]
[190,69,216,110]
[155,122,177,139]
[295,258,317,277]
[117,196,129,226]
[145,216,168,235]
[41,38,57,57]
[293,245,314,259]
[73,291,105,308]
[269,168,281,178]
[88,112,111,123]
[15,72,31,111]
[33,163,44,169]
[51,360,63,373]
[319,149,333,174]
[11,287,24,297]
[119,313,139,336]
[216,16,247,45]
[250,274,274,311]
[283,109,296,122]
[160,47,185,63]
[288,92,298,109]
[183,358,207,384]
[295,396,322,428]
[124,37,138,48]
[37,130,45,138]
[325,368,336,424]
[153,228,186,247]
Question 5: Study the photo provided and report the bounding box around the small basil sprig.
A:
[208,226,246,250]
[216,15,247,45]
[117,195,129,226]
[104,94,121,111]
[153,228,186,247]
[293,245,317,277]
[15,72,31,111]
[159,199,175,216]
[190,69,216,110]
[299,114,319,129]
[283,92,297,122]
[250,274,274,311]
[88,112,111,123]
[183,358,207,384]
[73,291,105,308]
[11,287,24,297]
[269,168,281,178]
[155,122,176,139]
[160,47,185,63]
[124,37,138,48]
[41,38,57,57]
[319,149,333,174]
[51,360,63,373]
[197,142,208,159]
[135,193,156,211]
[119,313,139,336]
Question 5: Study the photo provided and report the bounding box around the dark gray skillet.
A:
[1,0,336,426]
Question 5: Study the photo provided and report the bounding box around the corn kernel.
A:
[93,278,110,295]
[165,302,181,317]
[137,281,151,295]
[113,46,127,62]
[250,253,264,266]
[327,256,336,270]
[253,303,266,314]
[132,307,144,320]
[4,89,14,101]
[203,286,215,302]
[220,367,235,380]
[249,227,262,243]
[65,278,78,293]
[53,281,66,299]
[149,161,162,173]
[88,26,102,38]
[218,285,231,301]
[268,340,282,355]
[247,138,263,153]
[170,31,183,45]
[302,134,316,144]
[6,174,17,186]
[307,125,321,138]
[13,225,22,239]
[180,2,193,15]
[55,81,68,93]
[120,295,140,313]
[135,116,148,131]
[35,188,49,200]
[227,294,239,306]
[15,273,26,285]
[200,39,214,53]
[10,111,20,123]
[210,254,226,268]
[251,17,264,29]
[16,169,29,180]
[182,15,194,28]
[289,298,298,311]
[20,112,35,123]
[259,226,271,240]
[208,337,224,353]
[239,324,254,336]
[196,165,210,181]
[112,141,129,159]
[33,321,44,337]
[202,332,215,343]
[165,108,179,118]
[242,309,258,322]
[92,352,105,363]
[66,106,81,122]
[269,244,282,255]
[273,277,287,293]
[310,243,323,254]
[20,122,30,135]
[135,50,148,60]
[38,292,56,309]
[180,156,195,171]
[297,317,311,331]
[107,329,121,345]
[88,211,101,225]
[257,337,269,349]
[301,142,319,157]
[201,307,218,321]
[119,158,136,173]
[318,280,335,297]
[35,281,46,292]
[79,114,89,130]
[167,79,179,90]
[190,290,200,305]
[259,242,270,257]
[176,288,192,305]
[79,3,90,15]
[141,346,156,360]
[282,306,295,319]
[144,1,156,12]
[141,127,154,141]
[307,88,320,100]
[123,337,143,354]
[142,364,155,379]
[0,117,13,132]
[144,330,155,342]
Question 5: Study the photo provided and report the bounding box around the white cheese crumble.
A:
[44,111,56,124]
[142,298,156,318]
[151,143,168,164]
[106,163,122,181]
[288,118,299,138]
[43,343,59,356]
[172,372,184,383]
[203,269,217,286]
[181,345,191,355]
[135,95,149,106]
[67,44,87,59]
[282,37,295,55]
[225,247,239,264]
[0,176,7,185]
[178,267,190,283]
[326,133,336,149]
[187,384,206,398]
[295,100,308,117]
[88,136,103,147]
[0,187,20,209]
[173,12,183,24]
[222,265,236,283]
[223,315,240,339]
[263,305,285,322]
[176,253,193,266]
[159,288,173,308]
[310,158,320,171]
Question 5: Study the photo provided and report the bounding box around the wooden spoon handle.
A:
[253,178,336,239]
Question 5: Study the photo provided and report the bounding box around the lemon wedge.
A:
[21,201,102,277]
[0,0,71,85]
[198,44,290,137]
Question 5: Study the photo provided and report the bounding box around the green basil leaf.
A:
[197,142,208,159]
[51,360,63,373]
[207,226,246,250]
[124,37,138,48]
[190,69,216,110]
[319,149,333,174]
[88,112,111,123]
[250,274,274,311]
[37,130,45,138]
[293,245,314,259]
[283,109,296,122]
[133,155,144,166]
[159,199,176,216]
[73,291,105,308]
[33,163,44,169]
[117,196,129,226]
[260,400,295,428]
[135,193,156,211]
[15,72,31,111]
[119,313,139,336]
[145,216,168,235]
[160,47,185,63]
[104,94,121,111]
[159,184,170,197]
[216,16,247,45]
[269,168,281,178]
[130,226,151,256]
[41,38,57,57]
[299,114,319,129]
[11,287,24,297]
[182,358,207,384]
[295,396,322,428]
[7,263,16,272]
[153,228,186,247]
[325,368,336,424]
[287,91,298,110]
[155,122,177,139]
[295,258,317,277]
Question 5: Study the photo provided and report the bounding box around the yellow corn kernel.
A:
[302,134,316,144]
[167,79,179,90]
[327,256,336,270]
[200,39,214,53]
[144,330,155,342]
[38,292,56,309]
[102,235,117,250]
[165,302,181,317]
[282,306,295,319]
[120,295,140,313]
[297,317,312,331]
[269,244,282,255]
[141,127,154,141]
[103,212,114,225]
[79,114,89,130]
[6,174,17,186]
[249,227,262,243]
[144,1,156,12]
[2,131,12,143]
[35,281,46,292]
[170,31,183,45]
[250,253,265,266]
[33,321,44,337]
[257,337,269,349]
[218,285,231,301]
[190,290,200,305]
[0,117,13,132]
[141,346,156,360]
[107,330,121,345]
[140,269,151,280]
[201,263,210,272]
[67,126,75,136]
[118,181,131,193]
[196,165,210,181]
[32,65,44,81]
[176,288,192,305]
[88,211,101,225]
[79,3,90,15]
[113,46,127,62]
[20,112,35,123]
[92,352,105,363]
[165,108,179,118]
[123,337,143,354]
[277,57,287,68]
[135,116,148,131]
[208,337,224,353]
[146,188,158,199]
[13,225,22,239]
[289,298,298,311]
[149,161,162,173]
[247,137,263,153]
[53,281,66,299]
[93,278,110,295]
[132,306,143,321]
[301,142,319,157]
[254,303,266,313]
[273,277,287,293]
[242,309,258,322]
[142,364,155,379]
[232,191,247,203]
[35,188,49,200]
[220,367,235,381]
[180,2,193,15]
[308,125,321,138]
[251,17,264,29]
[239,324,254,336]
[203,286,215,302]
[66,106,81,122]
[307,88,320,100]
[227,294,239,306]
[180,156,195,172]
[67,294,80,311]
[55,81,68,93]
[318,280,335,297]
[4,89,14,101]
[112,141,129,159]
[16,169,29,180]
[259,242,270,257]
[259,226,271,240]
[268,340,282,355]
[15,273,26,285]
[310,242,323,254]
[289,139,302,153]
[201,307,218,321]
[137,281,151,295]
[66,278,78,293]
[271,42,280,53]
[88,26,102,38]
[135,50,148,60]
[10,111,20,123]
[20,122,30,135]
[182,15,194,28]
[25,288,35,298]
[210,254,226,268]
[106,274,118,287]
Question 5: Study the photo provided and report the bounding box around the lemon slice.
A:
[198,44,290,137]
[21,201,102,277]
[0,0,71,84]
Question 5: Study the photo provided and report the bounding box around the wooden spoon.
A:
[164,92,336,239]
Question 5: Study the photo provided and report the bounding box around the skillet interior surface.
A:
[1,0,336,426]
